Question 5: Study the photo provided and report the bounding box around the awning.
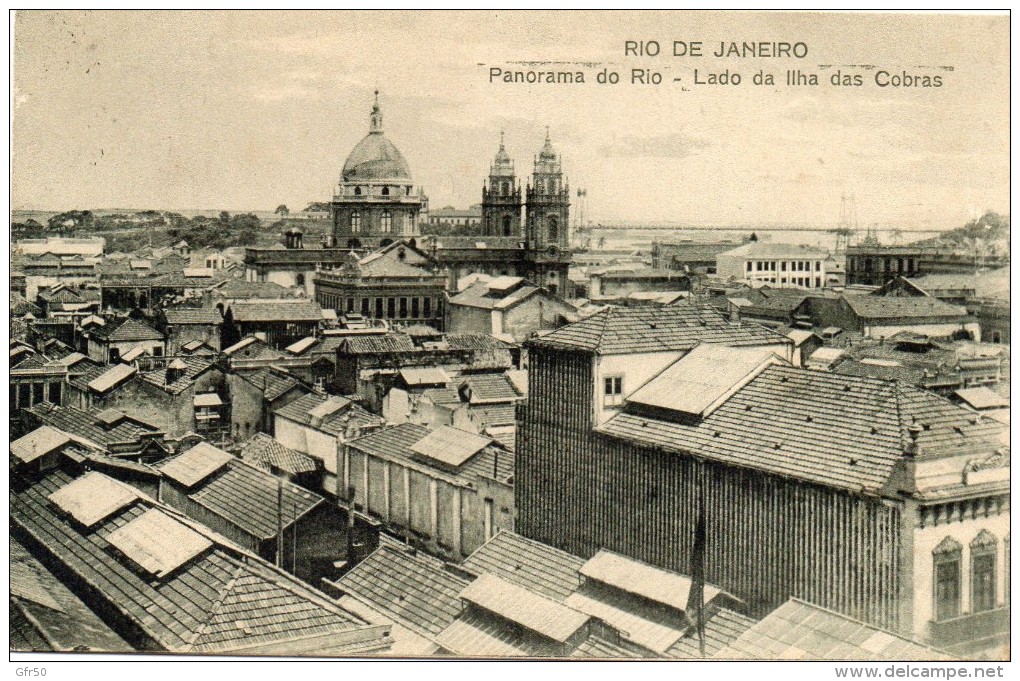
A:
[193,393,223,407]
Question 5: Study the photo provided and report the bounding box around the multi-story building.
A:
[716,242,830,289]
[314,241,448,331]
[517,309,1009,656]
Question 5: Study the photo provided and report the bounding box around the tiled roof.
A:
[357,252,436,279]
[340,333,416,355]
[274,392,382,437]
[716,598,953,660]
[461,531,584,600]
[461,373,523,403]
[138,355,219,395]
[163,307,222,325]
[336,544,469,638]
[240,433,319,475]
[469,403,517,429]
[11,469,380,654]
[598,364,1005,494]
[349,423,512,482]
[213,279,300,300]
[718,242,829,259]
[10,537,130,652]
[832,358,927,386]
[844,295,968,320]
[89,318,164,342]
[528,303,789,355]
[228,299,323,323]
[421,387,462,406]
[237,367,306,402]
[444,332,515,351]
[26,403,163,451]
[435,610,562,657]
[448,280,541,310]
[184,458,325,540]
[667,606,759,658]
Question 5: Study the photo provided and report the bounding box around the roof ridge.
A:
[184,565,245,649]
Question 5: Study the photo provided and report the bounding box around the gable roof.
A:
[448,278,543,310]
[89,318,164,342]
[26,403,163,452]
[598,364,1005,495]
[228,299,323,323]
[843,295,968,320]
[273,392,382,436]
[529,303,789,355]
[716,599,952,660]
[11,469,384,654]
[335,544,469,638]
[163,307,222,325]
[240,433,319,475]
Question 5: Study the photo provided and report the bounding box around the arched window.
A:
[405,186,412,196]
[354,186,362,196]
[548,216,558,242]
[404,212,413,234]
[295,273,305,287]
[381,210,392,233]
[501,181,510,196]
[351,211,362,233]
[502,215,513,236]
[933,536,962,621]
[536,179,545,194]
[382,186,390,196]
[971,530,998,613]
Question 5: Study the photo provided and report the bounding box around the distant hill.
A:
[911,211,1009,259]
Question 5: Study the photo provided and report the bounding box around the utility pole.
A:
[276,475,284,568]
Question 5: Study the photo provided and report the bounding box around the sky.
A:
[11,11,1010,231]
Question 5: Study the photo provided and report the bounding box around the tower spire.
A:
[370,90,383,133]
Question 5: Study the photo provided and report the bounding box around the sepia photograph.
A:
[7,9,1011,669]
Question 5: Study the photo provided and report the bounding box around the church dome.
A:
[341,93,413,182]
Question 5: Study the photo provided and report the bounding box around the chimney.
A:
[905,423,922,458]
[165,358,187,385]
[729,302,741,326]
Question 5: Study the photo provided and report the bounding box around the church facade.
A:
[426,130,573,296]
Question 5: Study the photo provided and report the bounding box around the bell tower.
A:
[480,133,522,237]
[525,128,570,249]
[523,128,572,295]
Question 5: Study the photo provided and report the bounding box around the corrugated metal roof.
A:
[158,442,233,488]
[435,610,561,657]
[193,393,223,407]
[410,426,491,468]
[954,387,1009,411]
[716,599,953,660]
[11,425,72,463]
[399,366,450,387]
[48,472,139,527]
[106,508,213,577]
[627,345,782,418]
[578,549,721,614]
[87,363,137,394]
[459,573,590,643]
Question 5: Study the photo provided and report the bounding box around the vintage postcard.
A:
[9,10,1010,668]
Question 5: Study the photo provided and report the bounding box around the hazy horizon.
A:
[12,11,1009,231]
